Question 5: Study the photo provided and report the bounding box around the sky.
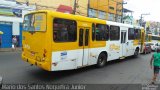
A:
[124,0,160,22]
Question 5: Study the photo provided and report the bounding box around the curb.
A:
[0,48,22,52]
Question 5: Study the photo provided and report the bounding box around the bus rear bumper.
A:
[22,54,51,71]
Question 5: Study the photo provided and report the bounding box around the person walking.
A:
[12,36,17,51]
[150,48,160,84]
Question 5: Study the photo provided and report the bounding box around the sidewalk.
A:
[0,47,22,52]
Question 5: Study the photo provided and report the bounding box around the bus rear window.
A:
[23,13,46,31]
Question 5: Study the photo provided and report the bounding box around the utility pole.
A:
[107,0,109,20]
[121,0,127,23]
[26,0,29,6]
[115,1,118,22]
[116,1,121,22]
[140,13,150,26]
[140,14,143,26]
[87,0,90,17]
[35,3,38,10]
[121,2,123,23]
[73,0,77,14]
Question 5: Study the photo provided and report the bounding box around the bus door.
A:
[121,30,127,57]
[78,28,90,66]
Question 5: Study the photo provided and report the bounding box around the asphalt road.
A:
[0,52,155,84]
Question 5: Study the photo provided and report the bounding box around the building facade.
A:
[0,0,35,48]
[16,0,88,16]
[89,0,122,22]
[16,0,123,22]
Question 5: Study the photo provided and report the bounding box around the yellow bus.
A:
[151,35,160,43]
[22,10,141,71]
[145,34,152,42]
[134,26,145,53]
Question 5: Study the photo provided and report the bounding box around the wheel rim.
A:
[99,58,103,64]
[135,50,138,56]
[99,56,105,65]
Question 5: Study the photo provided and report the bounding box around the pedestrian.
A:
[150,48,160,84]
[12,36,17,51]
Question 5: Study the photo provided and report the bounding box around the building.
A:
[0,0,35,48]
[16,0,88,16]
[89,0,122,22]
[122,8,133,24]
[123,15,133,24]
[16,0,123,22]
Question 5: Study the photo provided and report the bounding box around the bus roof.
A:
[106,21,133,28]
[26,10,107,24]
[25,10,142,29]
[134,26,144,29]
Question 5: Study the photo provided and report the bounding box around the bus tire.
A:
[133,48,139,57]
[96,53,107,68]
[0,76,2,89]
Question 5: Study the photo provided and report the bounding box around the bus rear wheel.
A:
[133,49,139,57]
[96,53,107,68]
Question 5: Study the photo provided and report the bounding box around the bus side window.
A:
[54,31,57,41]
[110,26,120,41]
[85,29,89,46]
[79,29,83,46]
[95,24,109,41]
[95,24,100,40]
[53,18,77,42]
[106,25,109,40]
[92,24,95,41]
[134,29,141,39]
[128,28,134,40]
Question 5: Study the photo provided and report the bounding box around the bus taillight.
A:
[43,49,47,57]
[43,54,46,57]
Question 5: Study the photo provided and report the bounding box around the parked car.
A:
[150,42,160,51]
[143,42,151,54]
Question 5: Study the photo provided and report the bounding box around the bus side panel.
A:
[89,41,121,63]
[124,27,135,56]
[107,41,121,61]
[88,47,106,65]
[51,22,82,71]
[51,50,78,71]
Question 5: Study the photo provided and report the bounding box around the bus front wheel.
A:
[96,53,107,68]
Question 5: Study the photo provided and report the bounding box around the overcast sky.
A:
[124,0,159,22]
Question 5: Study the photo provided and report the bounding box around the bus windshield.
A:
[23,13,46,31]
